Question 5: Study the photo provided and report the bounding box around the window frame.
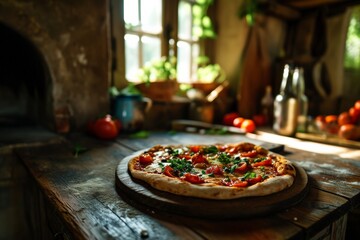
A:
[110,0,215,88]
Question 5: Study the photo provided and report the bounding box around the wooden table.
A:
[15,131,360,240]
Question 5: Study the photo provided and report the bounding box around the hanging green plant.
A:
[193,0,216,39]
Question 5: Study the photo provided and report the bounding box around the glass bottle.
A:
[293,67,308,133]
[273,64,298,136]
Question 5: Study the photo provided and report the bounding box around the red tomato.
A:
[93,115,119,140]
[223,112,240,126]
[191,153,208,164]
[252,114,266,126]
[354,100,360,111]
[234,162,248,173]
[338,112,353,126]
[247,175,263,185]
[325,115,338,124]
[183,173,204,184]
[241,119,256,133]
[252,158,272,167]
[338,124,360,140]
[163,165,175,177]
[205,165,223,175]
[231,180,248,188]
[139,153,153,165]
[349,107,360,123]
[189,145,201,153]
[241,150,258,158]
[233,117,245,128]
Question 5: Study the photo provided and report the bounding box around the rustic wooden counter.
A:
[15,131,360,240]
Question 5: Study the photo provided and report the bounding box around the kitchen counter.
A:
[15,130,360,239]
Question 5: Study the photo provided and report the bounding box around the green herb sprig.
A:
[168,158,193,176]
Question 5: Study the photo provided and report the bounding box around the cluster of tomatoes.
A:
[222,112,259,133]
[315,100,360,140]
[87,114,121,140]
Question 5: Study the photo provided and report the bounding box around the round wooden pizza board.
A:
[115,151,309,219]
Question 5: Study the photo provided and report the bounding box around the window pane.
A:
[125,34,139,80]
[141,0,162,33]
[177,41,191,83]
[142,36,161,65]
[192,43,200,81]
[178,1,192,39]
[124,0,139,27]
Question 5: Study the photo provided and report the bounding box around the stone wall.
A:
[0,0,111,131]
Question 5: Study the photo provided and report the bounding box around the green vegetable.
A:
[253,157,266,163]
[73,144,87,158]
[218,152,232,165]
[242,171,256,181]
[203,145,218,154]
[169,148,181,156]
[168,158,193,175]
[230,164,238,173]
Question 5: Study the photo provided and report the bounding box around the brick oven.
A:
[0,0,111,133]
[0,2,112,238]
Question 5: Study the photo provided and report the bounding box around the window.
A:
[112,0,215,86]
[123,0,163,81]
[177,0,200,82]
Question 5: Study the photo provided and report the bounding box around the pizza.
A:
[128,142,296,200]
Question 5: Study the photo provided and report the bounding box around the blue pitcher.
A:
[113,94,152,132]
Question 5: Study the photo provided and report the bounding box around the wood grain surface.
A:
[13,131,360,240]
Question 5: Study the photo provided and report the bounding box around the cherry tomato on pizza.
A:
[247,175,263,185]
[231,180,248,188]
[241,150,258,158]
[234,162,248,173]
[189,145,201,153]
[183,173,204,184]
[139,153,153,165]
[205,165,223,175]
[252,158,272,167]
[163,165,175,177]
[191,153,208,164]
